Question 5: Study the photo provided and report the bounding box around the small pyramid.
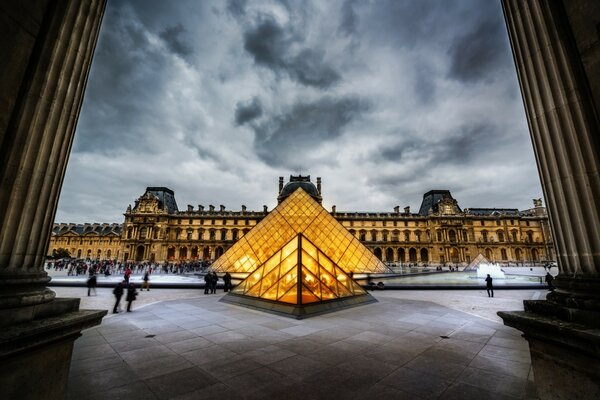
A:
[211,188,390,275]
[464,253,491,271]
[222,234,376,319]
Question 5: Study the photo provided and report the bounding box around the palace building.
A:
[48,176,555,265]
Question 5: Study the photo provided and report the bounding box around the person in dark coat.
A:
[87,273,97,296]
[545,272,555,291]
[210,272,218,294]
[204,272,211,294]
[223,272,232,292]
[112,281,125,313]
[142,271,150,291]
[126,283,138,312]
[485,274,494,298]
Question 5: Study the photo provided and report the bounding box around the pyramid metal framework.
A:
[214,188,384,318]
[211,188,390,275]
[230,234,368,304]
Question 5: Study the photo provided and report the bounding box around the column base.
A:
[499,300,600,400]
[0,297,106,400]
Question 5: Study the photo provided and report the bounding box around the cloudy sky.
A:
[55,0,543,223]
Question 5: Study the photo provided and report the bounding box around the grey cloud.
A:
[379,123,505,165]
[226,0,247,18]
[234,97,263,125]
[159,24,192,57]
[446,7,510,82]
[253,96,371,168]
[339,0,358,36]
[243,16,341,88]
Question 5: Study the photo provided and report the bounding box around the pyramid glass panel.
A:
[211,188,390,275]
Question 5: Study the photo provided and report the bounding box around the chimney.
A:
[393,206,400,213]
[404,206,410,214]
[316,177,322,193]
[332,205,336,213]
[241,205,247,213]
[263,205,268,213]
[220,205,225,212]
[279,176,284,193]
[198,205,204,212]
[209,205,215,212]
[187,204,193,212]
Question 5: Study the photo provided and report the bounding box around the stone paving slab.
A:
[66,293,538,399]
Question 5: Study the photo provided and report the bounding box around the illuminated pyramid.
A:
[220,233,376,319]
[214,187,386,318]
[211,188,390,275]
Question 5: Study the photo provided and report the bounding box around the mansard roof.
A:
[52,223,122,236]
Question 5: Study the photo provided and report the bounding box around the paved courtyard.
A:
[66,290,537,399]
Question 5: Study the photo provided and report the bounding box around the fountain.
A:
[476,263,506,279]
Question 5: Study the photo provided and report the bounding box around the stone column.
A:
[500,1,600,398]
[0,1,107,399]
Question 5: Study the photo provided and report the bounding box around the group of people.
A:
[484,271,555,298]
[203,271,232,294]
[112,280,138,313]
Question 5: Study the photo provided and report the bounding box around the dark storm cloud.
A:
[234,97,263,125]
[378,123,505,165]
[226,0,247,18]
[339,0,358,36]
[159,24,192,58]
[446,9,510,82]
[243,16,341,88]
[252,96,371,168]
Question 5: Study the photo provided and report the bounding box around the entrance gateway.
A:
[211,187,390,318]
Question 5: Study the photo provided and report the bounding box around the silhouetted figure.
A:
[204,273,211,294]
[142,271,150,291]
[210,272,218,294]
[223,272,232,292]
[545,272,555,291]
[124,266,132,284]
[485,274,494,297]
[87,273,97,296]
[126,283,138,312]
[112,281,124,313]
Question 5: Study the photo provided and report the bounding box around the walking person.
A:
[223,272,232,292]
[124,266,132,284]
[86,272,97,296]
[142,270,150,291]
[204,272,211,294]
[126,283,138,312]
[112,281,125,313]
[485,274,494,298]
[210,271,218,294]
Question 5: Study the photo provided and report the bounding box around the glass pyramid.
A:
[231,234,367,305]
[211,188,390,274]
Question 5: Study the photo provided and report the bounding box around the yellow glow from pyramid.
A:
[230,234,369,306]
[211,188,390,275]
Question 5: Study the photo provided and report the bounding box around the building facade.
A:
[49,176,555,265]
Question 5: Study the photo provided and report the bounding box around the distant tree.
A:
[52,248,71,259]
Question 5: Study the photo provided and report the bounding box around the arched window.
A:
[382,231,389,241]
[515,248,522,261]
[485,248,493,260]
[481,230,488,242]
[359,230,366,241]
[436,231,442,242]
[139,227,147,239]
[448,230,456,243]
[221,229,227,241]
[501,248,508,260]
[374,248,383,260]
[415,230,421,242]
[371,230,378,241]
[179,246,188,260]
[398,248,405,263]
[209,229,216,240]
[385,248,394,262]
[232,229,238,241]
[497,230,505,242]
[420,248,429,262]
[511,230,518,242]
[404,230,410,242]
[532,248,539,261]
[127,227,133,239]
[409,248,417,262]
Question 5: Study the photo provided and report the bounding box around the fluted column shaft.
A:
[502,0,600,310]
[0,0,106,309]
